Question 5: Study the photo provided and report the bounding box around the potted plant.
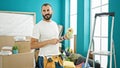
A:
[12,45,18,54]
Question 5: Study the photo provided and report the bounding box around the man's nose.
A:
[45,11,49,14]
[44,11,48,14]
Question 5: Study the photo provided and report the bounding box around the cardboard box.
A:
[0,52,34,68]
[0,56,2,68]
[0,36,14,50]
[0,36,34,68]
[15,41,31,53]
[0,36,31,53]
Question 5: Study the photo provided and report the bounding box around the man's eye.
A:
[47,9,49,11]
[43,10,45,12]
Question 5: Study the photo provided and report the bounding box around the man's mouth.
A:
[45,14,50,16]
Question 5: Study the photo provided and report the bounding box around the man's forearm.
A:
[31,39,50,49]
[31,38,59,49]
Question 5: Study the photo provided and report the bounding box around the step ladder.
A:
[85,12,117,68]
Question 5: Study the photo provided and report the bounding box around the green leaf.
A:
[12,45,18,50]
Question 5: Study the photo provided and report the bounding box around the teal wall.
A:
[84,0,90,56]
[109,0,120,68]
[77,0,84,55]
[0,0,70,50]
[62,0,70,50]
[0,0,62,24]
[77,0,90,56]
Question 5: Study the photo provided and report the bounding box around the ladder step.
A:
[92,51,111,56]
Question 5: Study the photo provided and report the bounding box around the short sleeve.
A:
[32,24,40,39]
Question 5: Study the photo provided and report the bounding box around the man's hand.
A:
[48,38,59,44]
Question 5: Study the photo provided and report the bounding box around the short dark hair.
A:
[42,3,52,8]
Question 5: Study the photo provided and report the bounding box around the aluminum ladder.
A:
[85,12,116,68]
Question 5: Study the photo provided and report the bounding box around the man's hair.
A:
[42,3,52,8]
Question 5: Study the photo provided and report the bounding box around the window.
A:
[70,0,77,52]
[91,0,108,68]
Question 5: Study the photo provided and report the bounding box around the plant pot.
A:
[12,50,18,54]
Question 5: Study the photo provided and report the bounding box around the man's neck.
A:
[43,19,51,22]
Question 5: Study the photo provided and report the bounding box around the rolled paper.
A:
[65,28,73,39]
[59,28,73,41]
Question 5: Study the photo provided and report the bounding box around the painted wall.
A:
[77,0,84,55]
[61,0,70,50]
[109,0,120,68]
[0,0,62,24]
[77,0,90,56]
[0,0,70,50]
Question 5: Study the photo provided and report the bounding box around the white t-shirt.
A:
[32,20,60,56]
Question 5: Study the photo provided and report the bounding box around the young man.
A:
[31,3,63,68]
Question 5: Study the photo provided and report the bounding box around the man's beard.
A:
[42,14,52,20]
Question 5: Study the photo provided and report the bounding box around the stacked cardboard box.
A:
[0,52,34,68]
[0,36,14,50]
[0,36,34,68]
[15,41,31,53]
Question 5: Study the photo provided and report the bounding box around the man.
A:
[31,3,63,68]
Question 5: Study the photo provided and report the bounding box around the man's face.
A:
[42,5,52,20]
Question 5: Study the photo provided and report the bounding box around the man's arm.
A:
[31,38,59,49]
